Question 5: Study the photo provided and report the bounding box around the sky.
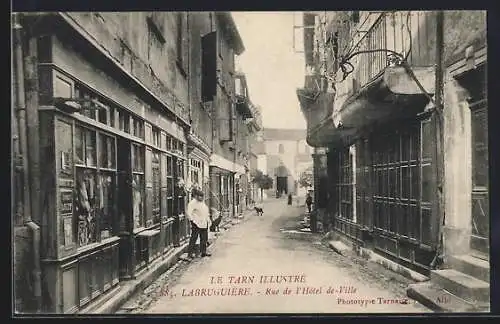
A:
[231,12,307,130]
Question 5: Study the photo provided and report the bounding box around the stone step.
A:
[407,282,488,313]
[431,269,490,303]
[448,254,490,282]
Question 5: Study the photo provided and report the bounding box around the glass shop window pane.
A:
[132,174,144,228]
[99,134,116,169]
[75,126,85,165]
[75,168,98,246]
[85,130,96,167]
[98,171,115,239]
[132,145,144,172]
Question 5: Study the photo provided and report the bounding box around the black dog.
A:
[254,206,264,216]
[210,209,223,232]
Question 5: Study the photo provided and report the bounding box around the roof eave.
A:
[217,12,245,55]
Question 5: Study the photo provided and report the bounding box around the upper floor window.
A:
[152,126,160,147]
[235,77,244,97]
[278,143,285,154]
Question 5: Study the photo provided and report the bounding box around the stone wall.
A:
[14,226,35,313]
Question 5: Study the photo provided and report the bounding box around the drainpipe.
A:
[13,13,31,226]
[430,10,445,269]
[13,13,42,312]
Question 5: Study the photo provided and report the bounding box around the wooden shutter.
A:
[201,31,217,101]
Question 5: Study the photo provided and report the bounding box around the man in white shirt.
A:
[186,188,212,259]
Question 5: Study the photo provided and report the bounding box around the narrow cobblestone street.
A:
[118,199,431,314]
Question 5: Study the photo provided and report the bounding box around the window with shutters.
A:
[201,31,217,102]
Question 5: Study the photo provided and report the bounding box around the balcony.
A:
[332,11,438,131]
[299,11,438,147]
[235,73,254,119]
[244,103,263,132]
[335,11,437,110]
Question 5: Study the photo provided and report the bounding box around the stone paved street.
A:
[120,199,431,314]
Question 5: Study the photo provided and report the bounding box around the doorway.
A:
[276,176,288,196]
[460,64,489,259]
[116,137,133,278]
[470,98,489,259]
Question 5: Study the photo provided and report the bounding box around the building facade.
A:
[12,11,261,314]
[235,73,263,209]
[297,11,488,310]
[257,128,313,198]
[196,13,261,222]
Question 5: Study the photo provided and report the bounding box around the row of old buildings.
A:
[254,128,314,199]
[12,11,263,313]
[298,11,489,311]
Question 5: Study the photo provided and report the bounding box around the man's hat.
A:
[192,187,203,197]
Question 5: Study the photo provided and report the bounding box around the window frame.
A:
[151,150,162,225]
[166,155,174,218]
[131,143,146,229]
[73,123,118,248]
[367,118,435,246]
[335,146,355,221]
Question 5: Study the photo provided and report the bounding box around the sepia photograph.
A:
[11,10,490,315]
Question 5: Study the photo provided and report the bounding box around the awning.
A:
[298,65,435,148]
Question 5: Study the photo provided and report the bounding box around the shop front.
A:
[208,154,246,224]
[299,64,440,274]
[328,114,437,272]
[37,25,189,312]
[326,66,439,274]
[209,167,235,225]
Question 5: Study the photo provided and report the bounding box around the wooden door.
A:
[470,99,489,258]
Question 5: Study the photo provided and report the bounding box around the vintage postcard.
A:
[12,10,490,315]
